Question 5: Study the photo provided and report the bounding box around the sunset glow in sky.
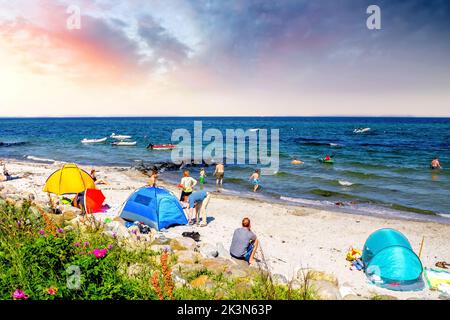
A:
[1,0,449,116]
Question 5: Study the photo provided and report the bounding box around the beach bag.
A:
[182,231,200,242]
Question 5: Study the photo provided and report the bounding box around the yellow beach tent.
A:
[43,164,96,195]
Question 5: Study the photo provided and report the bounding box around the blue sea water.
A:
[1,117,449,222]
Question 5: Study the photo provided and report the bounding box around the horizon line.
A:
[1,115,450,119]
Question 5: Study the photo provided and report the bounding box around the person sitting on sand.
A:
[431,157,442,169]
[90,169,109,185]
[214,162,224,192]
[249,169,260,192]
[230,217,259,265]
[186,190,211,226]
[147,169,158,187]
[179,170,197,203]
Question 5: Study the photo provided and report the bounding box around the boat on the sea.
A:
[147,143,176,150]
[81,137,107,144]
[112,141,137,146]
[111,133,132,140]
[353,127,371,134]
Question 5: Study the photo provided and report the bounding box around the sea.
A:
[1,117,449,223]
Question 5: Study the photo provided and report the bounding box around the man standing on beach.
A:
[230,218,259,265]
[214,162,224,192]
[187,190,211,226]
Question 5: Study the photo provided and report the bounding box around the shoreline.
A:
[2,158,450,299]
[5,156,450,225]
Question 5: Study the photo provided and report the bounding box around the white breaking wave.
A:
[249,128,259,132]
[330,143,340,147]
[25,155,56,163]
[338,180,354,186]
[280,196,334,206]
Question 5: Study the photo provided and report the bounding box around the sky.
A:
[0,0,449,117]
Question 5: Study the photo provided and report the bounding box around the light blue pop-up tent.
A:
[119,187,188,230]
[362,228,424,291]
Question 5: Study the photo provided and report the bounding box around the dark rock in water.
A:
[131,159,211,175]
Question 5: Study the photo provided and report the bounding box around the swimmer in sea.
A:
[430,157,442,170]
[291,158,304,165]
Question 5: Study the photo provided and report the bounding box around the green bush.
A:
[0,201,316,300]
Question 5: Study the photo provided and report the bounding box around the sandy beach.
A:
[2,159,450,300]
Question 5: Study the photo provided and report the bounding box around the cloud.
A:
[137,14,192,69]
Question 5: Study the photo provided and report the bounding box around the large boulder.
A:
[200,258,233,275]
[175,250,201,264]
[224,266,249,280]
[152,236,172,246]
[310,280,342,300]
[305,270,339,287]
[170,237,197,251]
[198,243,219,258]
[172,263,205,279]
[216,242,230,259]
[190,275,214,290]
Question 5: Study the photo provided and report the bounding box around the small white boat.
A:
[81,137,107,144]
[111,133,132,140]
[353,127,371,134]
[112,141,137,146]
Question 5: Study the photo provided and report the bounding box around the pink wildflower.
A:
[12,289,29,300]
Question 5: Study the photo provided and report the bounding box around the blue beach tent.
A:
[119,187,188,230]
[362,228,424,291]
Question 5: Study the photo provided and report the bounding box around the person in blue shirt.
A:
[187,190,211,226]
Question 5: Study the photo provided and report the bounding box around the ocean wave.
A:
[0,141,28,147]
[25,155,56,163]
[280,196,334,206]
[338,180,353,186]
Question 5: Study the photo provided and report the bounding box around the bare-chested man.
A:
[214,162,224,192]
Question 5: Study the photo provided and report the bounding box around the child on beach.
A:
[199,168,206,190]
[249,169,260,192]
[179,170,197,204]
[147,169,158,187]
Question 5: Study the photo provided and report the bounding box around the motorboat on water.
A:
[112,141,137,146]
[353,127,371,134]
[81,137,107,144]
[147,143,176,150]
[111,133,132,140]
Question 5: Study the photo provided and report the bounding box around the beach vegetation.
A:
[0,201,316,300]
